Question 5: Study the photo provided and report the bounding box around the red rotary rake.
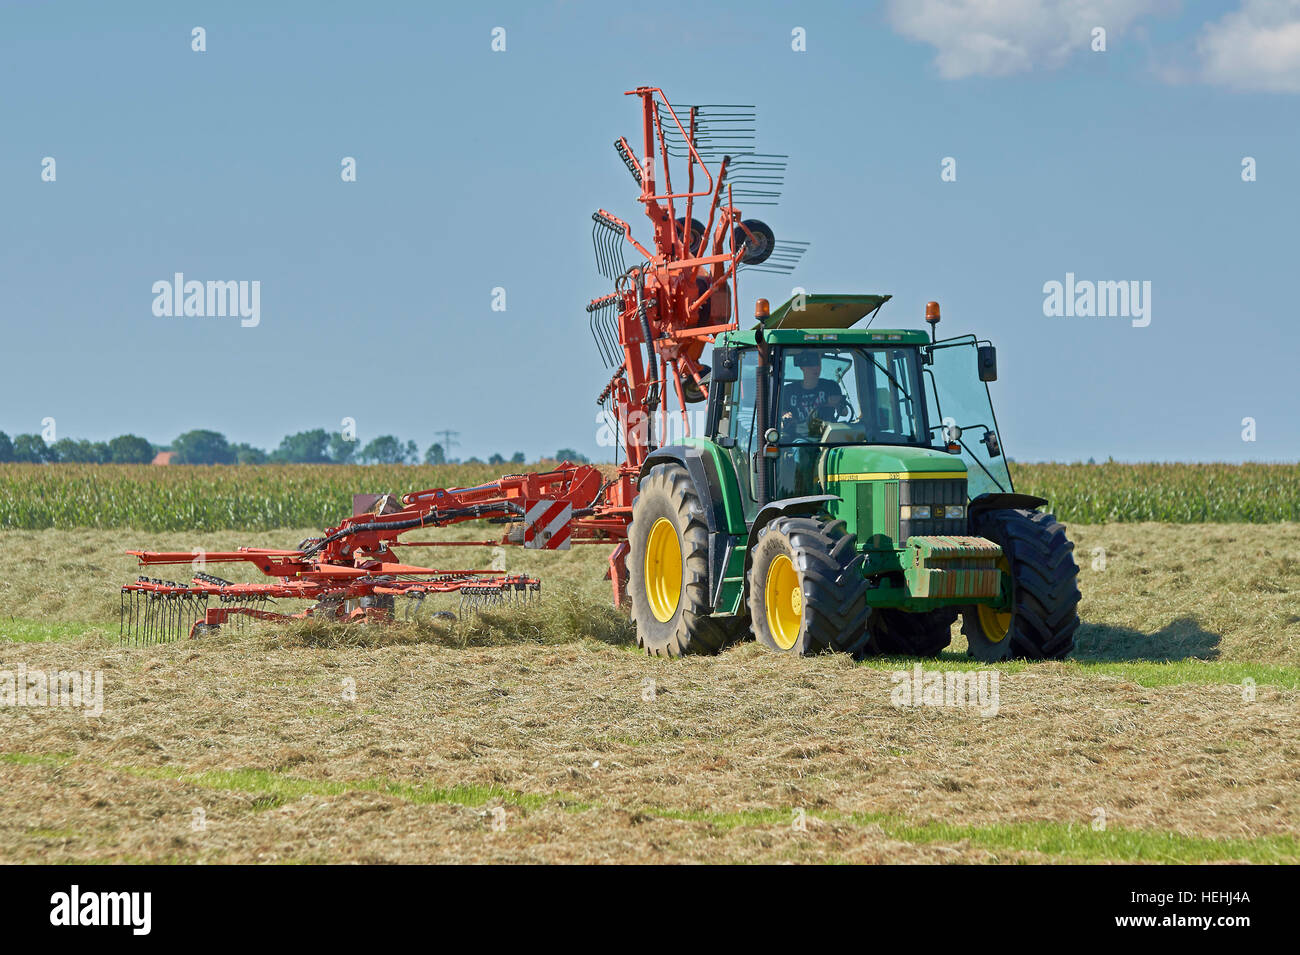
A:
[122,467,602,642]
[122,85,799,642]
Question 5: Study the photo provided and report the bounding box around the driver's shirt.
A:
[779,379,844,434]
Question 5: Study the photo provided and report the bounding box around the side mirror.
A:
[982,429,1002,458]
[977,344,997,382]
[712,347,739,383]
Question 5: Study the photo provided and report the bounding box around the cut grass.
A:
[4,751,1293,863]
[2,523,1297,863]
[3,522,1297,667]
[2,632,1296,863]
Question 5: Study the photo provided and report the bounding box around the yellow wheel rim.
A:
[978,557,1012,643]
[764,554,802,651]
[644,518,683,623]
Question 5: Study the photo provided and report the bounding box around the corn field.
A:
[0,461,1296,530]
[0,463,521,531]
[1013,462,1300,523]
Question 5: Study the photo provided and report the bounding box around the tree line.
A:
[0,428,591,466]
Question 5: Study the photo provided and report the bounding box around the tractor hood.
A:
[821,444,967,483]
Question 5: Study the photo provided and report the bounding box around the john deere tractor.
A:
[627,293,1081,660]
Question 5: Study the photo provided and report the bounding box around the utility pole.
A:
[435,429,461,461]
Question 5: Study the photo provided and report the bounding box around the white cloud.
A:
[886,0,1171,79]
[1198,0,1300,92]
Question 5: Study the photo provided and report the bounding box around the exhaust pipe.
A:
[754,306,770,507]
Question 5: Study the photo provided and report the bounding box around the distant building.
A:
[151,452,174,466]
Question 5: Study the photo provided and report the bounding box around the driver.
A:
[779,351,849,438]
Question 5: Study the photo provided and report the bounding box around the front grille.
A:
[899,478,967,541]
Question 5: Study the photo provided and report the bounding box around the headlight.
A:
[935,505,965,520]
[901,505,931,520]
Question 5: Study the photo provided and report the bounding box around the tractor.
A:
[626,293,1081,661]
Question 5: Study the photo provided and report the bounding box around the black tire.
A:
[961,508,1080,661]
[628,463,749,657]
[748,515,870,657]
[865,607,957,657]
[675,216,706,255]
[733,219,775,265]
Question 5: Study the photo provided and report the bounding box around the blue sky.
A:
[1,0,1297,463]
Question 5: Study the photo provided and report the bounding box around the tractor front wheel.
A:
[628,463,748,656]
[748,516,870,657]
[961,508,1080,661]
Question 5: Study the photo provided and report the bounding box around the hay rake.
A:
[120,565,545,644]
[120,466,606,642]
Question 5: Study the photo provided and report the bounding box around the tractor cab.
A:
[707,293,1012,519]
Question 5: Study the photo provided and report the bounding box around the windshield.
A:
[774,346,928,446]
[922,336,1013,498]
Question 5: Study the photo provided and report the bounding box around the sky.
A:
[1,0,1297,464]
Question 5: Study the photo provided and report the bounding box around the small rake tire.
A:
[961,508,1080,661]
[628,463,748,657]
[748,515,870,657]
[866,607,958,657]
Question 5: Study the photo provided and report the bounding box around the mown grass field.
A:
[1,514,1298,863]
[2,460,1299,530]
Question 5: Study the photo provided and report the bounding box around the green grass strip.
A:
[0,619,106,643]
[857,653,1300,689]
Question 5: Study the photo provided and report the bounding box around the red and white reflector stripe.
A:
[522,500,572,550]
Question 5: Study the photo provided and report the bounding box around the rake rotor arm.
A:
[129,549,311,576]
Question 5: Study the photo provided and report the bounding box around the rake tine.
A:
[590,300,619,368]
[602,305,621,364]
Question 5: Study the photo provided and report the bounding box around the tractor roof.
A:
[720,292,927,345]
[720,327,930,346]
[765,293,892,330]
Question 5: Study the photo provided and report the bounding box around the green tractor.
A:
[627,293,1081,661]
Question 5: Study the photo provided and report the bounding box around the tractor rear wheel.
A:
[748,515,870,657]
[961,508,1080,661]
[628,463,748,657]
[865,607,957,657]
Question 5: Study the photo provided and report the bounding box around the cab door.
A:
[715,348,763,523]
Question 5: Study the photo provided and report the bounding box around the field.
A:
[2,461,1299,530]
[2,502,1299,863]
